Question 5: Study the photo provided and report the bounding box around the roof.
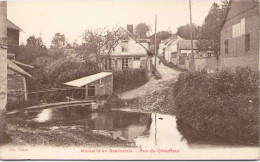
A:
[178,40,199,50]
[11,60,34,69]
[116,27,151,53]
[7,59,32,77]
[64,72,113,87]
[219,0,259,32]
[7,19,22,31]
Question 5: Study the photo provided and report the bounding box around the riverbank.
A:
[4,118,134,147]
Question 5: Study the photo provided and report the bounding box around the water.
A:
[7,106,259,152]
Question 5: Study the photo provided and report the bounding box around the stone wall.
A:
[220,0,259,71]
[0,1,7,110]
[85,75,113,98]
[7,72,26,102]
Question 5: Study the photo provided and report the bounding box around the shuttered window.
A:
[224,40,229,54]
[245,34,250,52]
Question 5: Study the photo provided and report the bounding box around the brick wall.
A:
[220,0,259,70]
[85,75,113,98]
[7,28,19,54]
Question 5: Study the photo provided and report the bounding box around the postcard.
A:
[0,0,259,160]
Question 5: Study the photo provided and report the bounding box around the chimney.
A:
[127,24,133,34]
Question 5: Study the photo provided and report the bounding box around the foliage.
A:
[197,1,229,55]
[50,33,67,49]
[44,57,100,86]
[176,24,202,40]
[113,68,148,93]
[173,67,259,145]
[78,28,126,64]
[17,36,48,64]
[0,110,8,144]
[135,23,150,39]
[149,31,173,50]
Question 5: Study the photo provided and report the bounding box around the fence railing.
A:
[27,88,86,103]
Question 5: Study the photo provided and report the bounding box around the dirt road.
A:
[117,57,180,100]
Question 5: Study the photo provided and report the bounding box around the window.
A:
[121,41,128,52]
[88,85,95,97]
[232,18,245,38]
[122,58,129,69]
[232,23,241,37]
[134,57,140,60]
[224,39,229,54]
[245,34,250,52]
[104,58,112,70]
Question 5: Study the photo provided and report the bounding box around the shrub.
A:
[113,68,148,93]
[0,109,8,145]
[173,67,259,145]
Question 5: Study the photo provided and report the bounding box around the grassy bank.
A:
[173,67,259,145]
[5,123,132,147]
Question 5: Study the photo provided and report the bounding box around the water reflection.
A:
[6,106,259,152]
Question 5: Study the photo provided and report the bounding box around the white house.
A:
[101,27,152,71]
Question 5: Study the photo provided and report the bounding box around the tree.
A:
[50,33,67,49]
[197,1,229,55]
[176,24,202,40]
[135,23,150,39]
[149,31,173,50]
[78,28,126,64]
[17,36,48,64]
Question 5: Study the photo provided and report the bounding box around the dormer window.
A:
[122,41,128,52]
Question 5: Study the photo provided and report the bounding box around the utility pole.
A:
[189,0,195,71]
[154,15,157,72]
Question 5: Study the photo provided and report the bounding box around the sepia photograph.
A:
[0,0,259,160]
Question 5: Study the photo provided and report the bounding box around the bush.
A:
[173,67,259,145]
[113,68,148,93]
[0,109,8,145]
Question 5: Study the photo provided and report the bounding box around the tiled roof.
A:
[64,72,113,87]
[7,19,22,31]
[7,59,32,77]
[178,40,199,50]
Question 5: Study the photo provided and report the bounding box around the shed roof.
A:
[7,19,22,31]
[178,40,199,50]
[64,72,113,87]
[7,59,32,77]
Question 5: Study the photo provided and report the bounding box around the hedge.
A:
[113,68,148,93]
[173,67,259,145]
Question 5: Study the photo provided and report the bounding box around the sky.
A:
[7,0,221,47]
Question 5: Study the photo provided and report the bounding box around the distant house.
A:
[6,20,33,103]
[101,26,152,72]
[64,72,113,99]
[163,35,183,64]
[176,40,199,69]
[219,0,259,70]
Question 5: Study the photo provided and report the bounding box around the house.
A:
[7,19,22,60]
[219,0,259,70]
[163,35,183,64]
[158,37,172,57]
[176,40,199,70]
[64,72,113,99]
[6,20,33,103]
[101,26,152,72]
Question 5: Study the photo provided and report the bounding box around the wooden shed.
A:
[64,72,113,99]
